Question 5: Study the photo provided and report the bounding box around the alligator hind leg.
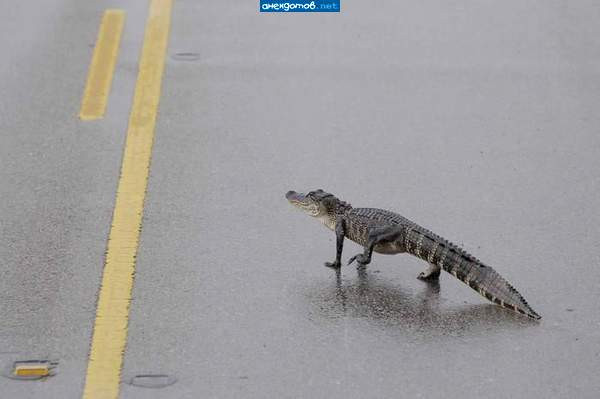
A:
[417,263,441,281]
[348,226,404,267]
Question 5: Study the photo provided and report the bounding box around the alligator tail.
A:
[443,254,541,320]
[406,228,541,320]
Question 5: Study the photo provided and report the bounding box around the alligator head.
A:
[285,189,351,230]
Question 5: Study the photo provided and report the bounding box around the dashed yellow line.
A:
[82,1,173,398]
[79,9,125,120]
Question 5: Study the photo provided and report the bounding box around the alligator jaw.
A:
[285,190,320,217]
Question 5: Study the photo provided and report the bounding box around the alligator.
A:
[285,189,541,320]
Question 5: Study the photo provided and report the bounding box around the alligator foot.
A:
[324,261,341,269]
[417,263,441,281]
[347,254,370,267]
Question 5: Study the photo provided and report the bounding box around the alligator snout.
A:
[285,190,303,202]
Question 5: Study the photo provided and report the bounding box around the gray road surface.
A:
[1,1,600,398]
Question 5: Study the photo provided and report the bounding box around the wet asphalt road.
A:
[2,1,600,398]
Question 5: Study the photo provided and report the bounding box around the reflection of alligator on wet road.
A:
[287,189,540,320]
[307,268,534,338]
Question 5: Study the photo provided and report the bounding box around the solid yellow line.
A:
[79,9,125,121]
[82,1,172,399]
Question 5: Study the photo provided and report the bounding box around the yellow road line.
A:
[79,9,125,120]
[82,1,172,398]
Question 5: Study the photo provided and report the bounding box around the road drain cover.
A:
[129,374,177,388]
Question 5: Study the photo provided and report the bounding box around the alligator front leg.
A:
[325,220,345,269]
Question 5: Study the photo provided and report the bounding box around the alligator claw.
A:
[417,271,440,281]
[417,264,441,281]
[348,254,369,266]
